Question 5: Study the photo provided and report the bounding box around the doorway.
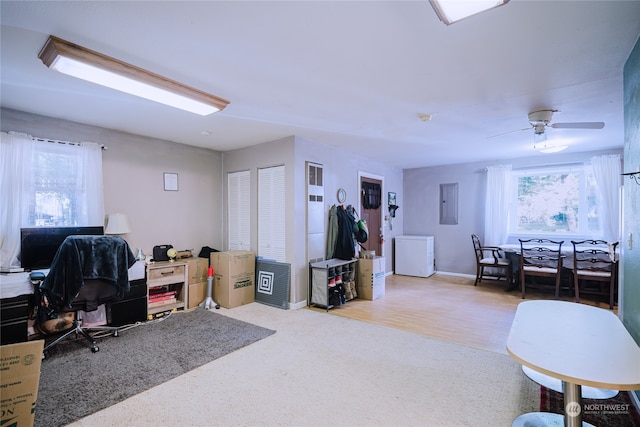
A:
[360,175,383,257]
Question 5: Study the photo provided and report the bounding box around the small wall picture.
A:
[388,192,396,206]
[164,172,178,191]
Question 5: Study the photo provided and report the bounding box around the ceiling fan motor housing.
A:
[528,110,555,125]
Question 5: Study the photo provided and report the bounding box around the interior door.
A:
[360,176,382,256]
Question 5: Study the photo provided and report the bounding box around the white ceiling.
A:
[2,1,639,169]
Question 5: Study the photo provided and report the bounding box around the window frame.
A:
[507,163,600,241]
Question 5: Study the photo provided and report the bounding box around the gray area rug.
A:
[35,308,275,427]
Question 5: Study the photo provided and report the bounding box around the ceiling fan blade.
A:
[550,122,605,129]
[487,127,531,139]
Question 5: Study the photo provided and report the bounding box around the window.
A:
[1,132,103,268]
[509,164,599,237]
[28,141,103,226]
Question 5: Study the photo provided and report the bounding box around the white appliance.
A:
[394,235,435,277]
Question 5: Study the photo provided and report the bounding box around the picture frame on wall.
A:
[388,192,396,206]
[164,172,178,191]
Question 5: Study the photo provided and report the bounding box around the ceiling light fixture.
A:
[38,35,229,116]
[533,124,547,143]
[536,144,568,154]
[532,124,567,153]
[429,0,510,25]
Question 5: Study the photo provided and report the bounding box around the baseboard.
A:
[289,300,308,310]
[385,270,474,279]
[432,271,475,280]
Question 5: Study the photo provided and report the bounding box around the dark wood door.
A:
[360,176,383,256]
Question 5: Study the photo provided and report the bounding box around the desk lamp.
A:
[105,213,131,235]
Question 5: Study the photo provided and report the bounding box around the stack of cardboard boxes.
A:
[210,251,256,309]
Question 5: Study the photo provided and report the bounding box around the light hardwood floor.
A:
[313,273,617,355]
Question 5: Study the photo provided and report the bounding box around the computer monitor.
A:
[20,226,104,270]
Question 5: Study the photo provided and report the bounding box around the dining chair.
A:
[471,234,512,288]
[518,238,564,299]
[570,240,619,309]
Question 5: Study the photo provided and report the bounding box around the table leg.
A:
[562,381,582,427]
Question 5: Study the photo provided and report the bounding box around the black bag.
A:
[153,244,173,262]
[198,246,219,259]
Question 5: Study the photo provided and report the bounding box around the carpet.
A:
[35,308,276,427]
[540,386,640,427]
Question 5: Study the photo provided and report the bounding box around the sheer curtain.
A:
[0,132,104,269]
[484,164,512,246]
[591,154,621,242]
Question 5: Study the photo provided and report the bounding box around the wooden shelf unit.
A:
[146,261,188,317]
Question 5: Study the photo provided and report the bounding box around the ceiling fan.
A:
[490,109,605,141]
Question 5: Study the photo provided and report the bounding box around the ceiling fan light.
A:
[430,0,509,25]
[536,144,568,154]
[38,35,229,116]
[533,130,547,143]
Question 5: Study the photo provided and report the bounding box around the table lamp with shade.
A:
[105,213,144,261]
[105,213,131,235]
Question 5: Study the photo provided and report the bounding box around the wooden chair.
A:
[471,234,512,287]
[518,238,564,299]
[571,240,619,309]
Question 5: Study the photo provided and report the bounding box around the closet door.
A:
[258,165,285,262]
[228,170,250,251]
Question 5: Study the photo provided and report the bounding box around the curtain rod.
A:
[32,136,107,150]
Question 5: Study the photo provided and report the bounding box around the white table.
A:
[506,300,640,427]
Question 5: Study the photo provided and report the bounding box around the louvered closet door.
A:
[258,165,285,262]
[228,170,250,251]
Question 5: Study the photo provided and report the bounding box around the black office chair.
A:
[31,235,136,357]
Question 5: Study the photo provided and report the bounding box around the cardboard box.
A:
[357,256,385,300]
[188,281,207,308]
[184,257,209,284]
[0,340,45,427]
[210,251,255,308]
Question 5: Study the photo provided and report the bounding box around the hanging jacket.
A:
[334,206,356,260]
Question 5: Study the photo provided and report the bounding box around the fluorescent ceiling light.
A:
[430,0,510,25]
[38,36,229,116]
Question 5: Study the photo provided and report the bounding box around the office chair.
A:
[31,235,136,357]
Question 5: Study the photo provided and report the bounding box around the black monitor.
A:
[20,226,104,270]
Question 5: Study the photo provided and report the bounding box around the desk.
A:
[507,300,640,426]
[0,261,146,343]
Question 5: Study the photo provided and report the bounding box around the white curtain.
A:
[591,154,621,242]
[0,132,104,269]
[484,164,512,246]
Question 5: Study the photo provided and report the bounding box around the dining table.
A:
[506,300,640,426]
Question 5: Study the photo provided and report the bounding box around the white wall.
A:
[1,108,224,258]
[224,135,404,307]
[403,148,623,277]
